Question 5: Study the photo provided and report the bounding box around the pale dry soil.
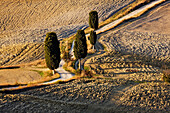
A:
[0,0,134,66]
[0,68,42,85]
[0,0,134,46]
[82,2,170,112]
[84,50,170,112]
[0,1,170,113]
[99,1,170,64]
[0,49,169,112]
[86,51,162,79]
[0,78,169,113]
[0,43,44,66]
[0,0,135,87]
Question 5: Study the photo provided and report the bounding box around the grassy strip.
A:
[31,70,44,76]
[99,0,156,28]
[62,60,83,76]
[61,0,156,54]
[26,69,60,85]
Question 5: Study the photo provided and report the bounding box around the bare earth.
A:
[0,0,134,46]
[99,1,170,64]
[0,0,170,113]
[0,69,41,85]
[0,0,134,66]
[83,1,170,112]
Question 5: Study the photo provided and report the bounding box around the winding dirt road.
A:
[42,60,74,85]
[0,0,166,91]
[86,0,165,37]
[0,59,74,91]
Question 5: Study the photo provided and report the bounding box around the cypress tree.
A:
[74,30,87,70]
[90,30,97,50]
[89,11,98,30]
[44,32,60,74]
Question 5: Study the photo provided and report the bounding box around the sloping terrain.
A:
[0,68,42,85]
[1,78,169,112]
[0,43,44,66]
[83,1,170,112]
[0,1,170,113]
[128,1,170,34]
[85,51,161,78]
[0,0,134,66]
[99,1,170,64]
[0,0,134,46]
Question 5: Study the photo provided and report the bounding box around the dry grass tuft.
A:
[162,69,170,83]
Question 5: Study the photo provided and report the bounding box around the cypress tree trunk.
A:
[79,59,81,70]
[52,70,55,75]
[93,45,95,51]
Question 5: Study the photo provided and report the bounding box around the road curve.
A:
[42,60,74,85]
[86,0,165,37]
[0,59,75,91]
[0,0,165,91]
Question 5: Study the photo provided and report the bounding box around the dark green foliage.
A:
[90,30,97,45]
[89,11,98,30]
[74,30,87,60]
[44,32,60,70]
[62,51,72,62]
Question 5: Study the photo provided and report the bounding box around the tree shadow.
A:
[0,85,48,94]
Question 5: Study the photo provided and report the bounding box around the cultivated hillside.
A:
[0,0,134,66]
[0,1,170,113]
[99,1,170,64]
[0,0,134,46]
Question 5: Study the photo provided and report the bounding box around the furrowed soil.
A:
[0,0,170,113]
[0,0,134,66]
[83,1,170,112]
[99,1,170,64]
[0,0,134,86]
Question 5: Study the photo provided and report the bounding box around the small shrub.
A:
[62,51,72,62]
[84,66,90,71]
[75,69,81,75]
[162,70,170,83]
[81,70,93,78]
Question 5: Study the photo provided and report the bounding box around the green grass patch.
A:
[32,70,44,76]
[84,66,90,71]
[31,70,53,77]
